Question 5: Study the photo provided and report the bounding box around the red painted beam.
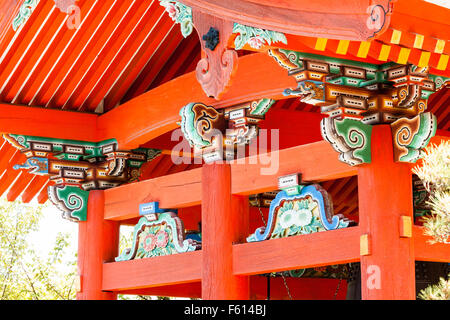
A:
[97,52,296,149]
[115,276,348,300]
[103,140,356,221]
[19,1,108,105]
[102,251,202,291]
[0,103,97,141]
[233,227,361,276]
[102,228,359,293]
[7,171,34,201]
[201,163,249,299]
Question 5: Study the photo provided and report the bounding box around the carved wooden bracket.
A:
[3,134,161,221]
[390,112,437,163]
[179,99,274,162]
[158,1,290,99]
[269,48,446,166]
[320,117,373,166]
[192,10,238,99]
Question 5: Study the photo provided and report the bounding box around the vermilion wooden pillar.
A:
[357,125,415,300]
[201,162,250,299]
[77,190,119,300]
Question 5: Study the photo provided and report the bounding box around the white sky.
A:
[424,0,450,9]
[27,200,78,258]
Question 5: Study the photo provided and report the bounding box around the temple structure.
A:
[0,0,448,300]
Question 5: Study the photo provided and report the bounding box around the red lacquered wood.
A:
[0,103,97,141]
[114,277,347,300]
[103,141,356,221]
[357,125,415,300]
[201,162,249,299]
[6,170,33,201]
[233,227,361,276]
[97,52,295,149]
[77,190,119,300]
[21,175,48,203]
[102,251,202,291]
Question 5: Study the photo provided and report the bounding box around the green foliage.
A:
[418,274,450,300]
[413,141,450,300]
[0,198,77,300]
[413,141,450,244]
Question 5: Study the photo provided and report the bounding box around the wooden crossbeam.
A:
[112,277,347,300]
[104,140,356,221]
[101,225,449,293]
[233,227,361,276]
[97,52,294,149]
[0,103,97,141]
[102,250,202,291]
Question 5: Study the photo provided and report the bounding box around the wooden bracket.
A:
[192,10,238,99]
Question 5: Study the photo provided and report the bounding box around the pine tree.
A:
[413,140,450,300]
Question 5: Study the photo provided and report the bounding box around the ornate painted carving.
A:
[159,0,193,38]
[48,185,89,222]
[232,23,287,50]
[269,48,446,166]
[179,102,226,150]
[269,49,449,125]
[180,0,393,41]
[247,176,352,242]
[4,134,161,221]
[321,117,373,166]
[12,0,39,31]
[115,202,201,261]
[390,112,437,163]
[366,1,393,39]
[179,99,274,162]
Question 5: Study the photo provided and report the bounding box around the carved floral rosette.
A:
[247,184,352,242]
[115,212,201,261]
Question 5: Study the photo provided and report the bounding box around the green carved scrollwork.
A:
[232,23,287,50]
[321,117,373,166]
[391,112,437,163]
[159,0,193,38]
[47,185,89,222]
[12,0,39,31]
